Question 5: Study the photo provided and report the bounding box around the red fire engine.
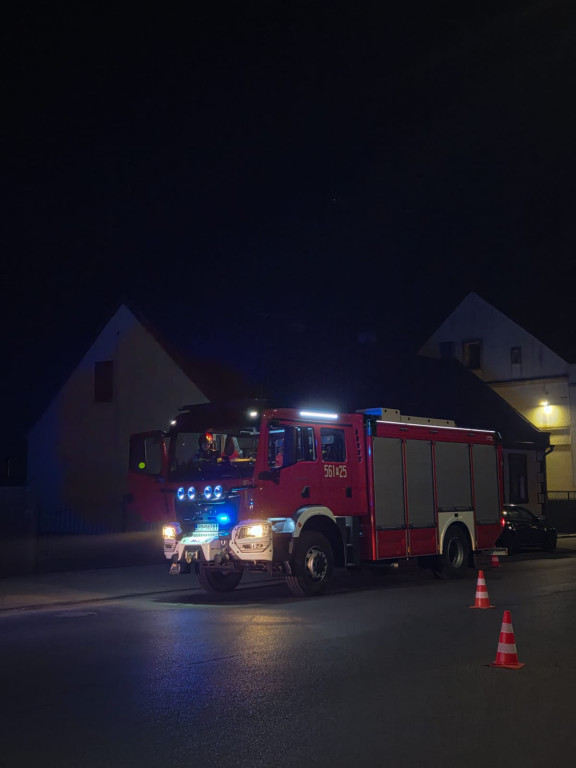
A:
[128,400,505,596]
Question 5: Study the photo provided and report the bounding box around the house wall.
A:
[491,377,570,491]
[27,306,208,532]
[420,293,572,490]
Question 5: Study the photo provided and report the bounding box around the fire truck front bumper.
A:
[163,519,293,571]
[164,533,228,568]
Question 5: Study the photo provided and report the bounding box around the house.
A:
[419,291,572,494]
[27,303,257,533]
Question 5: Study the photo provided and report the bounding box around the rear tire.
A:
[432,526,470,580]
[197,566,243,593]
[285,531,334,597]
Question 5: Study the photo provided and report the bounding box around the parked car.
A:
[496,504,557,554]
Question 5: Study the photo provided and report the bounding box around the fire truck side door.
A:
[257,423,320,519]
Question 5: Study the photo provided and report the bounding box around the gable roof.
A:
[127,302,261,401]
[422,291,574,364]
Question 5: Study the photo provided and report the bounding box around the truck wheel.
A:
[432,526,470,580]
[197,566,243,593]
[285,531,334,597]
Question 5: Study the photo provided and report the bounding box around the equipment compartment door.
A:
[372,437,408,558]
[405,440,437,555]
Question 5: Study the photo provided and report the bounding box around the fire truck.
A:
[129,400,505,596]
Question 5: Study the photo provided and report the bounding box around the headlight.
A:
[177,487,185,501]
[163,523,181,539]
[214,485,223,500]
[204,486,213,500]
[237,523,272,539]
[187,486,196,500]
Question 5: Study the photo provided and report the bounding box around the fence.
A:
[1,487,163,577]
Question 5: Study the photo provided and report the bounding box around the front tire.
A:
[197,566,243,593]
[286,531,334,596]
[432,525,471,579]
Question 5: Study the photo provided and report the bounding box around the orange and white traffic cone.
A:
[469,569,495,609]
[490,610,525,669]
[491,553,501,568]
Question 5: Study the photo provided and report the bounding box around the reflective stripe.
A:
[497,642,518,654]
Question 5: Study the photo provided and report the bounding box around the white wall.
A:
[419,293,567,382]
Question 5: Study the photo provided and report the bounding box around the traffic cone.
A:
[490,610,525,669]
[469,570,495,609]
[491,553,501,568]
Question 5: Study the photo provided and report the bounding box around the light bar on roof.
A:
[299,410,339,420]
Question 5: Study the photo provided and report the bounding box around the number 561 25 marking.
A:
[324,464,347,478]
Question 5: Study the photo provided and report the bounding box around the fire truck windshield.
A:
[168,429,259,481]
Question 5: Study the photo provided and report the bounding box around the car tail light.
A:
[500,516,506,528]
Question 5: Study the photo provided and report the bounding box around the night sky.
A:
[2,1,576,464]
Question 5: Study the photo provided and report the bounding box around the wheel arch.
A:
[293,506,346,567]
[438,514,475,565]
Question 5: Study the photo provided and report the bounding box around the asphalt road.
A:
[1,544,575,768]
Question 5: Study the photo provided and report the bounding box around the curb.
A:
[0,576,283,614]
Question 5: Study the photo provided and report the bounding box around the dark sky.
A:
[2,1,576,454]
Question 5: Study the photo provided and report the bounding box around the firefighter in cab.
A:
[195,433,217,462]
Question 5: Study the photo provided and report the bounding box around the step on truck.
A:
[130,400,505,596]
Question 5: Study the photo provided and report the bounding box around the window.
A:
[510,346,522,365]
[298,427,317,462]
[439,341,455,360]
[508,453,528,504]
[268,426,316,468]
[269,427,286,467]
[94,360,114,402]
[463,340,482,370]
[321,428,346,462]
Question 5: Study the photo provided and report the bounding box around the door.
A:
[256,422,320,520]
[404,440,436,555]
[516,507,544,547]
[372,437,408,559]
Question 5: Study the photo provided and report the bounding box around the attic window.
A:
[94,360,114,402]
[463,340,482,370]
